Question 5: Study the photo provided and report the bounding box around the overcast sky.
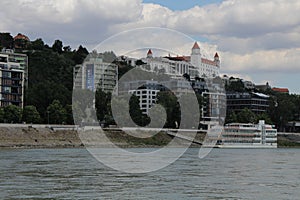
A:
[1,0,300,93]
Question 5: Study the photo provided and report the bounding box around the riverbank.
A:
[0,126,197,148]
[0,125,299,148]
[278,133,300,148]
[0,126,83,148]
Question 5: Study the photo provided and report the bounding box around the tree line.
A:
[0,100,71,124]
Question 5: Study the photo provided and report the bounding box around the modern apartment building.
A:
[1,49,28,87]
[226,92,269,114]
[0,53,24,108]
[74,56,118,93]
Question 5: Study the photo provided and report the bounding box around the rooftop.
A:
[201,58,218,66]
[14,33,30,41]
[147,49,152,55]
[192,42,200,49]
[272,87,289,93]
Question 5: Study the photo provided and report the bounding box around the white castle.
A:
[141,42,220,78]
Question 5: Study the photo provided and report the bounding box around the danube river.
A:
[0,148,299,199]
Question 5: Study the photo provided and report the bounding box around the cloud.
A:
[222,48,300,73]
[109,0,300,58]
[2,0,300,52]
[216,32,300,54]
[0,0,143,47]
[1,0,300,92]
[182,0,300,38]
[93,27,197,57]
[2,0,142,24]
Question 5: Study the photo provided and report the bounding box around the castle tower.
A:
[191,42,201,68]
[147,49,153,58]
[192,42,200,54]
[214,52,220,67]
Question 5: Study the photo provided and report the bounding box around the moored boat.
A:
[216,120,277,148]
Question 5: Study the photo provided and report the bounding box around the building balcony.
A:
[1,99,22,103]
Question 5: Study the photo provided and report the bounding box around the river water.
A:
[0,148,299,199]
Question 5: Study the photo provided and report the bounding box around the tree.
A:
[183,73,190,81]
[22,105,41,124]
[179,93,201,129]
[268,93,296,131]
[95,90,111,122]
[294,95,300,121]
[196,94,203,120]
[65,104,74,125]
[63,46,71,52]
[73,89,95,124]
[118,65,133,79]
[135,59,146,66]
[4,105,22,123]
[102,51,117,63]
[226,111,238,124]
[195,76,200,81]
[156,91,180,128]
[110,97,128,127]
[0,33,14,49]
[226,79,246,92]
[26,81,71,118]
[47,100,67,124]
[129,94,150,126]
[236,108,256,123]
[26,47,75,119]
[73,45,89,64]
[52,39,63,54]
[256,113,272,124]
[0,107,4,123]
[31,38,44,50]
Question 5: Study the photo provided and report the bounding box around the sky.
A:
[1,0,300,93]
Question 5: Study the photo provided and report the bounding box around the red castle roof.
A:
[14,33,29,41]
[166,56,190,62]
[202,58,218,66]
[272,87,289,93]
[192,42,200,49]
[147,49,152,55]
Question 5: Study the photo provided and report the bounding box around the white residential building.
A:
[129,89,159,114]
